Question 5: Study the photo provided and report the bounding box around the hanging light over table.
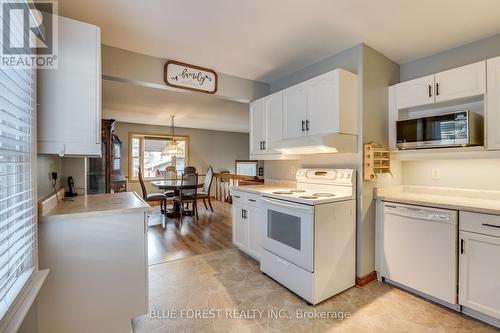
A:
[162,115,184,157]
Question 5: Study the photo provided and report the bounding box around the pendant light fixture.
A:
[161,115,184,157]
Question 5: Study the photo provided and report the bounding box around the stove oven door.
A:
[261,197,314,272]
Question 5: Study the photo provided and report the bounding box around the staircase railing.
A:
[212,173,263,202]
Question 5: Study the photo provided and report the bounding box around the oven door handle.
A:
[262,197,314,211]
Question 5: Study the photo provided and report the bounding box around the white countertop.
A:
[232,185,294,195]
[376,185,500,215]
[42,192,152,221]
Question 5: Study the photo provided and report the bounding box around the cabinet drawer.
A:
[245,193,260,208]
[232,191,246,205]
[460,211,500,237]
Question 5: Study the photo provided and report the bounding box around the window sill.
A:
[0,269,49,333]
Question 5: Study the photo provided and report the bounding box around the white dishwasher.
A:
[379,202,459,309]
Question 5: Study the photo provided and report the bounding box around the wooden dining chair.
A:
[196,166,214,212]
[173,172,199,221]
[163,166,176,200]
[138,166,167,219]
[183,166,197,174]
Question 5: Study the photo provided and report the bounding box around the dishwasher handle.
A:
[384,203,455,223]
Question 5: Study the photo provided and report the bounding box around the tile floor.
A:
[133,249,498,333]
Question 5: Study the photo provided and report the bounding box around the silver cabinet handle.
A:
[436,82,440,96]
[248,199,256,202]
[234,195,240,198]
[301,120,305,132]
[306,120,310,131]
[428,85,432,98]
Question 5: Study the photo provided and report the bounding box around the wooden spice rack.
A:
[364,143,391,181]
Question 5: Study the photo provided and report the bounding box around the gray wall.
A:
[270,44,363,93]
[114,121,249,177]
[400,32,500,81]
[359,45,401,277]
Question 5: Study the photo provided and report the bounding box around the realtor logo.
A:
[1,0,58,68]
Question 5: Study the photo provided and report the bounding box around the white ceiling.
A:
[102,80,249,133]
[60,0,500,83]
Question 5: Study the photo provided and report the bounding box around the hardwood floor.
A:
[147,200,235,265]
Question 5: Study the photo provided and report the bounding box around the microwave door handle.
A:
[263,197,313,211]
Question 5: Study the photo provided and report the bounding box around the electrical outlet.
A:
[431,168,441,180]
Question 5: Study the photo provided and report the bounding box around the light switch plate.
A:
[431,168,441,180]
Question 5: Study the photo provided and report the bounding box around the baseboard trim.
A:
[356,271,377,287]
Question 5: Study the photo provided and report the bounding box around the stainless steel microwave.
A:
[396,110,483,149]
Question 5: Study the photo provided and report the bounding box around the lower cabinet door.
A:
[459,231,500,320]
[247,207,263,260]
[232,204,248,249]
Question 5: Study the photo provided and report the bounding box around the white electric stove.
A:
[260,168,356,305]
[262,168,355,205]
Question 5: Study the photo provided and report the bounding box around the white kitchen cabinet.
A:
[249,100,265,156]
[38,16,101,156]
[232,190,262,260]
[459,231,500,321]
[249,91,282,155]
[283,82,308,139]
[394,75,435,109]
[486,56,500,150]
[282,69,358,139]
[38,192,149,333]
[392,61,486,110]
[307,70,357,136]
[232,202,248,249]
[265,92,283,147]
[435,61,486,103]
[459,211,500,325]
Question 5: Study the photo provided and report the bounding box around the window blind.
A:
[0,2,36,320]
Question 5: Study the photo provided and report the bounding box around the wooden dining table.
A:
[150,179,203,217]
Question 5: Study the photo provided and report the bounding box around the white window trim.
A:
[0,37,45,332]
[0,270,48,333]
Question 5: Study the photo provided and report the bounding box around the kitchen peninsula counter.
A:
[41,191,152,221]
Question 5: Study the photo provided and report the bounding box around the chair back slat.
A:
[203,166,214,193]
[180,172,198,199]
[184,166,197,175]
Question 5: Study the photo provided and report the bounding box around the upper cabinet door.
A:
[264,91,283,153]
[307,71,339,136]
[395,75,435,109]
[249,100,265,155]
[435,61,486,103]
[487,57,500,150]
[459,230,500,320]
[307,69,357,136]
[38,16,101,156]
[283,82,307,139]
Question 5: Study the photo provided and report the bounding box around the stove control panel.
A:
[296,169,355,185]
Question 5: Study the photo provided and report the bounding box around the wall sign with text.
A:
[164,60,218,94]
